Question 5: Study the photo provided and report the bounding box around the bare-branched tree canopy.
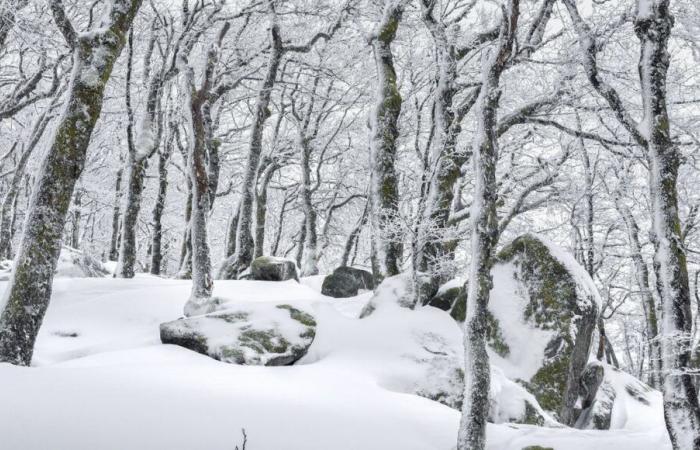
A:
[0,0,699,449]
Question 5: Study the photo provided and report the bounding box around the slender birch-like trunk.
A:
[458,2,518,448]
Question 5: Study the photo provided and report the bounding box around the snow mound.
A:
[0,277,671,449]
[55,247,110,278]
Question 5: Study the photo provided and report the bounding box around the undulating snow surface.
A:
[0,276,671,449]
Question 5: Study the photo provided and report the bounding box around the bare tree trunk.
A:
[225,207,239,258]
[295,218,306,269]
[108,166,123,261]
[368,1,405,283]
[563,0,700,445]
[617,193,661,387]
[219,18,283,279]
[150,145,171,275]
[637,5,700,444]
[271,192,290,256]
[299,137,318,276]
[69,188,83,248]
[254,158,277,259]
[0,108,53,259]
[458,2,518,448]
[341,202,368,267]
[0,0,142,365]
[182,80,213,314]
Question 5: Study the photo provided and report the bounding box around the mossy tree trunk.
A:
[368,1,405,284]
[0,0,143,366]
[458,2,518,448]
[639,9,700,445]
[563,0,700,445]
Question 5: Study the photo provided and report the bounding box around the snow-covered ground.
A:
[0,275,672,449]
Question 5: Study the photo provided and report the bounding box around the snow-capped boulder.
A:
[160,302,316,366]
[450,234,600,417]
[321,266,374,298]
[250,256,298,282]
[574,362,658,430]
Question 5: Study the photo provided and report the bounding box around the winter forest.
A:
[0,0,699,448]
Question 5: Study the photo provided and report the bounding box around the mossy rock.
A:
[494,235,598,418]
[321,266,374,298]
[450,235,599,419]
[160,302,316,366]
[425,285,462,312]
[250,256,298,282]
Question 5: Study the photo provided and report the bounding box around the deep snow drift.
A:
[0,275,672,450]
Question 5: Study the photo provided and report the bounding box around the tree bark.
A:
[458,2,518,448]
[108,166,123,261]
[368,1,405,283]
[638,4,700,443]
[219,17,283,279]
[0,0,143,366]
[150,145,171,275]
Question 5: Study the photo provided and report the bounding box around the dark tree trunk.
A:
[0,0,143,366]
[150,147,170,275]
[69,188,82,248]
[108,166,123,261]
[117,158,146,277]
[220,20,283,279]
[254,159,277,259]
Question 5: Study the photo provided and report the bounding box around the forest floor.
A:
[0,275,672,450]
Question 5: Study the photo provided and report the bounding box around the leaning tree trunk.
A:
[618,197,661,387]
[219,21,283,279]
[254,159,277,259]
[636,2,700,447]
[341,202,368,267]
[368,2,404,283]
[0,0,142,366]
[458,2,518,449]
